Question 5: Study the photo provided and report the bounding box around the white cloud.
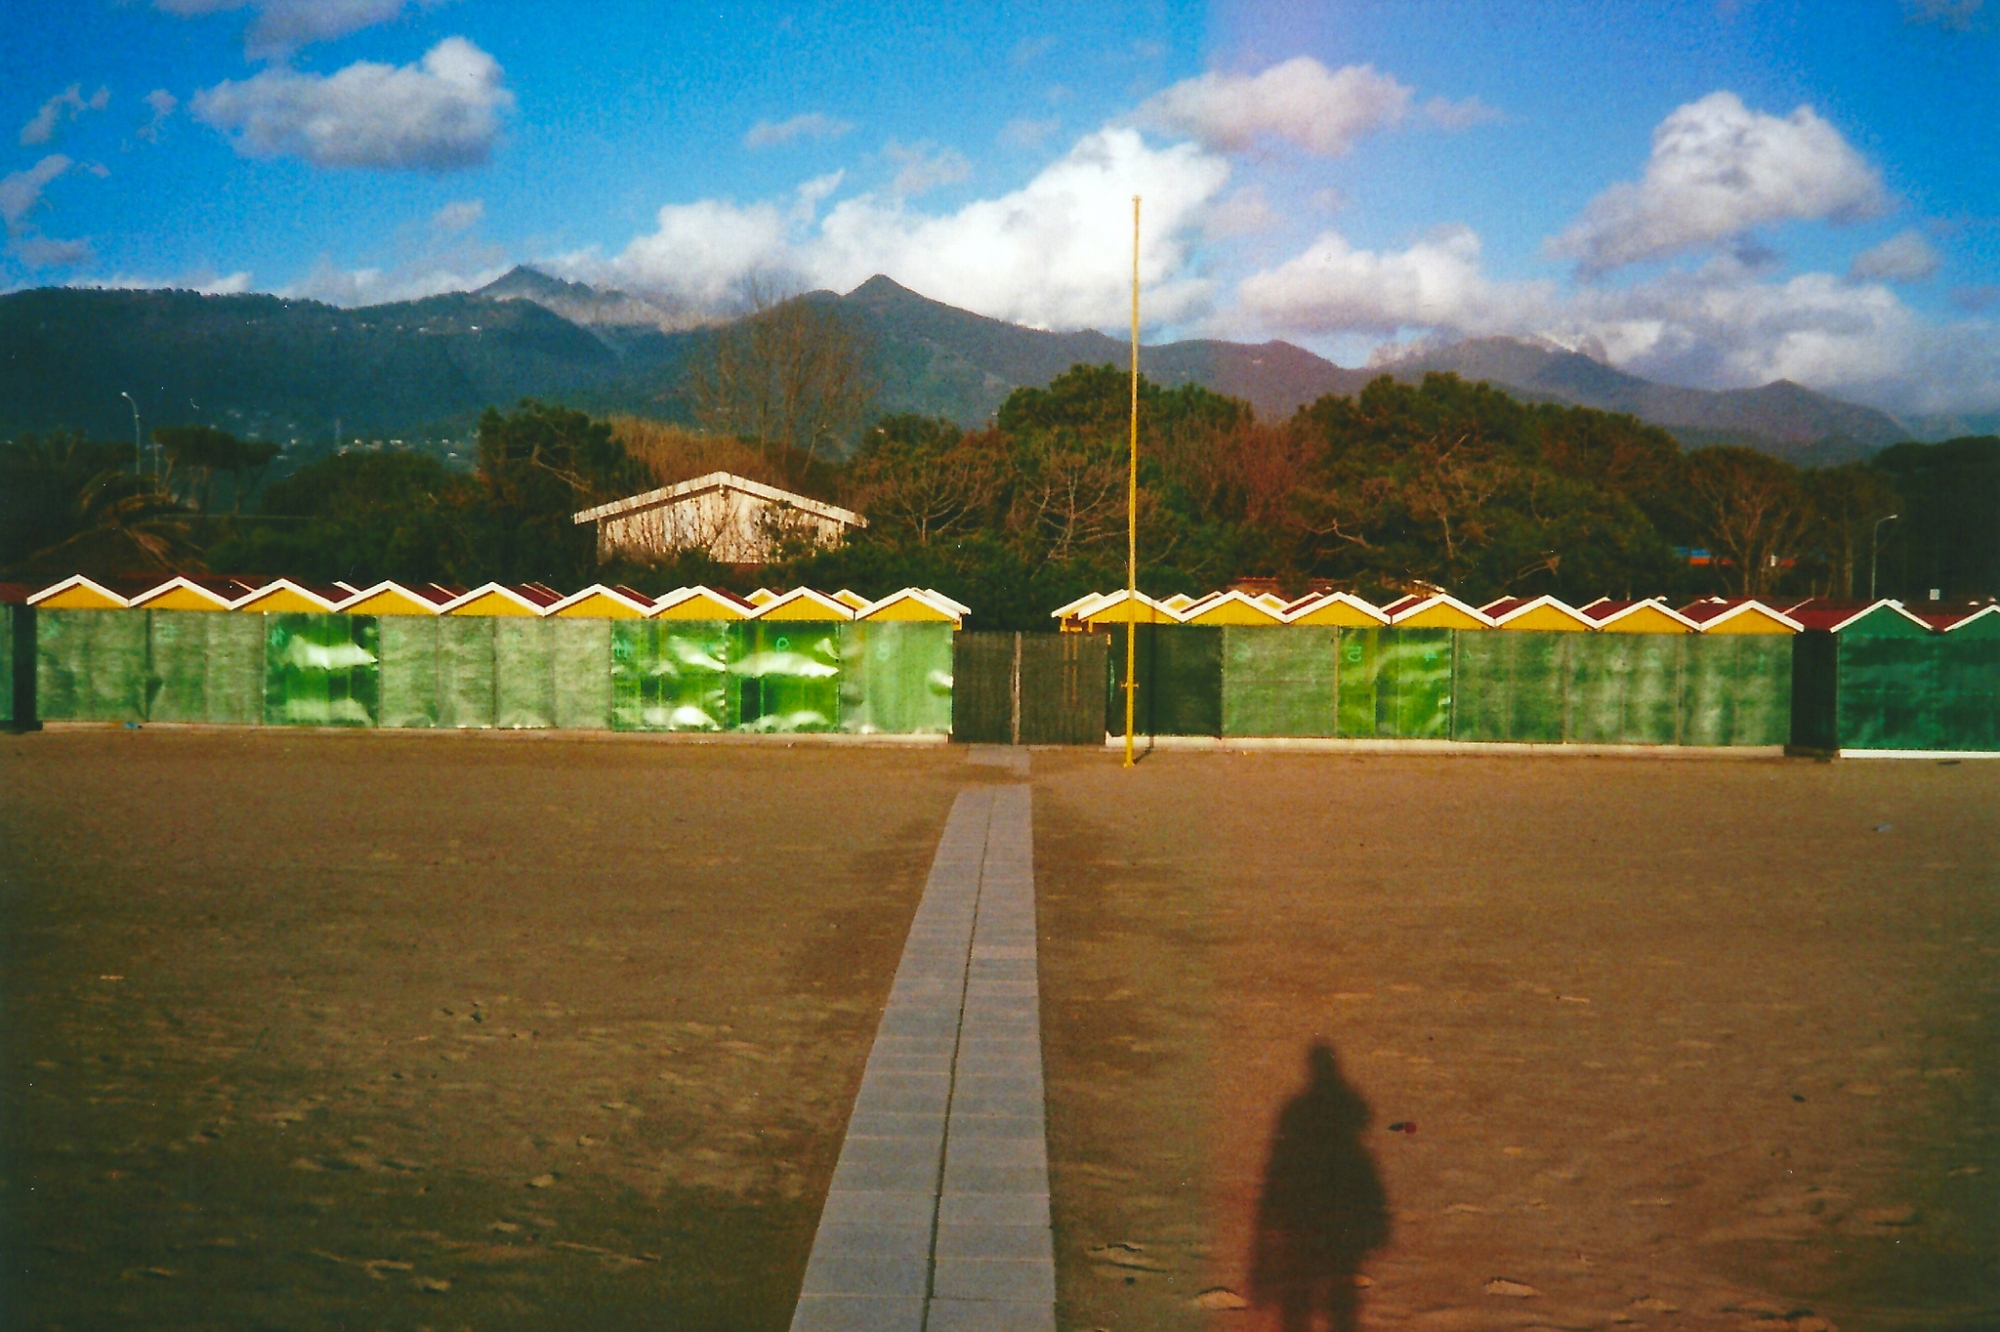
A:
[744,112,853,149]
[1134,57,1411,156]
[1849,229,1939,282]
[192,36,511,171]
[1203,185,1281,239]
[883,140,971,196]
[154,0,439,57]
[431,198,483,233]
[1550,91,1888,274]
[138,89,179,143]
[14,235,95,268]
[999,116,1060,150]
[1422,95,1501,131]
[278,254,508,304]
[598,127,1231,330]
[0,155,71,226]
[19,84,109,147]
[1238,225,1550,336]
[77,269,255,296]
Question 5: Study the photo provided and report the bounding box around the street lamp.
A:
[118,391,142,477]
[1869,513,1899,601]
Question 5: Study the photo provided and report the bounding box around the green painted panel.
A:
[147,611,263,724]
[0,605,12,725]
[494,618,555,729]
[36,609,147,722]
[1838,605,1931,638]
[550,617,612,731]
[734,621,840,732]
[1019,632,1107,744]
[1565,633,1684,746]
[437,616,496,729]
[1221,625,1336,737]
[1334,627,1381,738]
[1155,625,1222,737]
[264,614,379,727]
[1377,627,1452,740]
[840,621,953,735]
[1929,635,2000,751]
[1449,630,1510,743]
[949,631,1014,743]
[378,616,441,728]
[1682,635,1790,747]
[610,620,733,731]
[1944,613,2000,640]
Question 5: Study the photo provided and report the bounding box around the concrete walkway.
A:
[790,785,1053,1332]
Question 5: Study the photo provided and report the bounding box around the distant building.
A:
[571,471,866,567]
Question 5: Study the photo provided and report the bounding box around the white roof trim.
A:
[127,575,238,610]
[1588,598,1700,631]
[1487,594,1595,628]
[571,471,866,528]
[1387,592,1493,626]
[1050,590,1111,619]
[1814,599,1934,633]
[1690,599,1803,632]
[340,579,445,612]
[441,582,554,616]
[1175,589,1286,623]
[26,574,129,607]
[923,588,972,616]
[1282,591,1390,625]
[858,587,964,623]
[749,587,855,620]
[235,578,342,612]
[1941,604,2000,632]
[648,585,751,618]
[548,583,655,616]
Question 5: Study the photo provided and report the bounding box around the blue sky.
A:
[4,0,1996,415]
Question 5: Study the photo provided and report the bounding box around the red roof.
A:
[1480,596,1531,619]
[1580,599,1643,622]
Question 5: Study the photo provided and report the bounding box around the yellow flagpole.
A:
[1123,195,1140,769]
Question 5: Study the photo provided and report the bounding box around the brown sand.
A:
[1032,749,2000,1332]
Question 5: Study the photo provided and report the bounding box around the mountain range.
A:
[0,267,1933,463]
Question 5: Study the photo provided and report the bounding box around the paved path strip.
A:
[791,785,1053,1332]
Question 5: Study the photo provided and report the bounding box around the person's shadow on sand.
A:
[1248,1041,1390,1332]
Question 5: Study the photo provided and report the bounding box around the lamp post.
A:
[1869,513,1899,601]
[118,391,142,477]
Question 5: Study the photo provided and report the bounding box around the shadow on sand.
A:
[1249,1041,1390,1332]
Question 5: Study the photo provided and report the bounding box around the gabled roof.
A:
[752,587,855,621]
[1158,592,1198,612]
[1388,593,1492,629]
[549,584,654,618]
[1932,603,2000,635]
[233,579,343,613]
[443,583,554,616]
[1787,599,1933,635]
[1284,591,1391,626]
[26,575,129,609]
[830,588,872,611]
[857,588,963,625]
[339,581,446,616]
[924,588,972,617]
[1177,589,1286,625]
[649,585,753,620]
[571,471,866,529]
[1252,592,1290,612]
[1485,595,1596,631]
[1078,589,1175,626]
[1050,591,1109,620]
[127,576,238,611]
[1582,598,1698,633]
[1678,598,1801,633]
[745,587,780,607]
[1379,593,1425,617]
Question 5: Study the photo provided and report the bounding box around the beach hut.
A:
[1581,598,1698,633]
[443,583,558,616]
[830,589,872,612]
[1679,598,1801,634]
[341,581,451,616]
[1284,592,1390,627]
[126,576,238,612]
[232,579,344,614]
[1178,589,1286,626]
[1386,592,1491,629]
[1482,595,1595,631]
[856,588,963,626]
[549,584,654,618]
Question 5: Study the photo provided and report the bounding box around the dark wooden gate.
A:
[951,632,1107,745]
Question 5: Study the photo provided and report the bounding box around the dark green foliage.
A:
[1869,436,2000,599]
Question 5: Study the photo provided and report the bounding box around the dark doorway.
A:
[951,631,1108,745]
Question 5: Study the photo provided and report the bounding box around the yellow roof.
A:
[27,576,127,609]
[831,589,872,610]
[1082,591,1175,627]
[1697,603,1798,634]
[650,587,750,620]
[551,587,650,618]
[754,588,854,620]
[129,578,235,611]
[1493,599,1594,632]
[1594,602,1693,634]
[1158,593,1198,612]
[446,586,544,616]
[233,582,337,613]
[745,588,779,606]
[1392,596,1490,630]
[1179,591,1285,625]
[341,584,443,616]
[1284,592,1387,626]
[857,589,960,624]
